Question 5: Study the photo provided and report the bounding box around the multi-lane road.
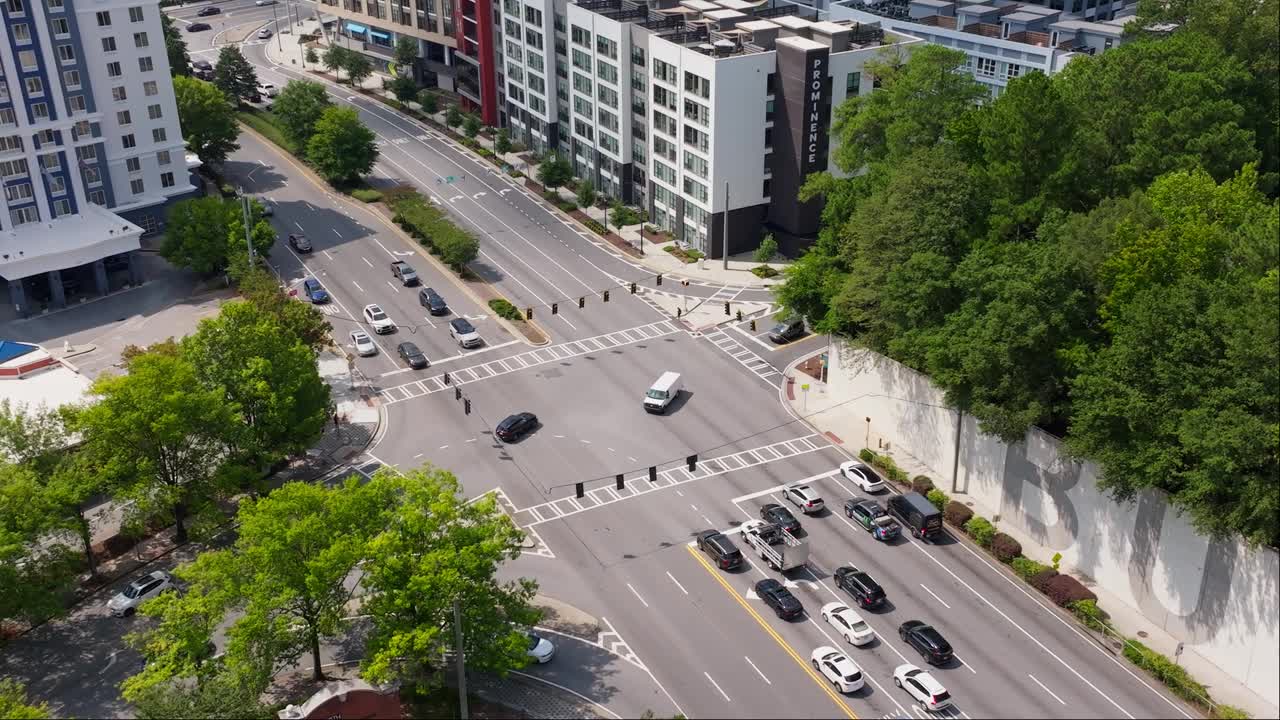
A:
[1,3,1202,718]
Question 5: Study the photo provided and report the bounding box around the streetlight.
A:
[270,1,283,52]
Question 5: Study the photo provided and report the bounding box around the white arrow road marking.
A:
[473,192,487,199]
[499,188,512,195]
[450,195,465,202]
[391,250,414,256]
[744,587,759,600]
[429,196,441,204]
[464,314,488,321]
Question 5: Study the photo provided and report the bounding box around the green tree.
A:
[754,234,778,264]
[462,114,481,139]
[272,80,332,147]
[495,128,511,155]
[322,45,349,80]
[73,351,239,544]
[576,178,596,208]
[388,75,418,104]
[306,106,379,185]
[0,464,81,625]
[343,51,373,88]
[237,268,332,351]
[418,90,439,114]
[393,35,418,70]
[536,153,573,190]
[161,14,190,78]
[361,467,540,687]
[445,105,463,129]
[129,672,273,720]
[305,47,319,66]
[183,301,330,475]
[0,679,50,719]
[213,46,258,102]
[161,196,235,274]
[172,76,239,165]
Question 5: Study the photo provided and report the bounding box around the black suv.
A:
[495,412,537,442]
[696,530,743,571]
[899,620,953,665]
[755,579,803,620]
[288,233,312,252]
[397,342,428,369]
[418,287,449,315]
[768,318,806,344]
[760,503,801,535]
[834,566,886,609]
[196,5,221,15]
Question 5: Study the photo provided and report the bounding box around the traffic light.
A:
[687,454,697,472]
[551,302,558,315]
[603,290,610,302]
[616,473,625,490]
[575,482,585,499]
[455,386,462,401]
[750,319,757,332]
[464,398,472,415]
[676,307,682,318]
[648,466,657,483]
[525,307,533,320]
[656,274,662,286]
[578,297,585,309]
[736,309,743,322]
[630,282,637,294]
[724,301,731,315]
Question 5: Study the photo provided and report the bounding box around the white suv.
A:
[107,570,174,617]
[363,304,396,334]
[894,664,953,712]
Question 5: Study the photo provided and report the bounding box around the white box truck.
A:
[644,371,683,414]
[741,519,809,572]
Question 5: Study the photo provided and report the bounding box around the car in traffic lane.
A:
[418,287,449,315]
[107,570,174,617]
[755,578,803,620]
[397,342,428,369]
[894,664,953,712]
[834,566,886,610]
[302,277,328,303]
[526,632,555,663]
[449,318,482,348]
[187,21,211,31]
[350,330,377,356]
[845,499,900,541]
[821,602,875,646]
[811,647,865,693]
[840,460,885,493]
[288,233,312,253]
[760,503,801,535]
[495,412,537,442]
[196,4,221,15]
[696,530,743,571]
[363,304,395,334]
[899,620,953,665]
[784,484,824,515]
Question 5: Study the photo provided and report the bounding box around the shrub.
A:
[488,298,522,321]
[1011,556,1053,582]
[925,488,950,512]
[1044,574,1096,608]
[751,266,780,279]
[859,448,875,463]
[990,532,1022,563]
[753,233,779,263]
[912,475,935,495]
[944,501,973,528]
[388,192,479,270]
[582,218,607,236]
[965,515,996,548]
[1123,640,1211,705]
[351,188,382,203]
[220,183,237,197]
[1030,568,1060,593]
[1070,599,1111,633]
[1211,704,1250,719]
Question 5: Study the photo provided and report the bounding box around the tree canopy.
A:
[213,46,258,102]
[272,80,332,148]
[306,106,378,185]
[173,76,239,165]
[161,14,190,78]
[160,196,275,275]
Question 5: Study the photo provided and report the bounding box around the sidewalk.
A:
[779,347,1278,720]
[263,25,786,291]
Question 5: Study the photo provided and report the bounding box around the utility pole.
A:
[722,181,729,270]
[240,190,255,267]
[271,2,283,52]
[453,599,468,720]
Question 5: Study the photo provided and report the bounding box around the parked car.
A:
[302,277,328,303]
[257,27,273,39]
[755,578,803,620]
[696,530,743,571]
[107,571,174,617]
[495,412,537,442]
[257,81,277,97]
[839,460,884,493]
[350,330,377,356]
[253,196,273,216]
[190,59,214,79]
[894,664,953,712]
[196,5,221,15]
[899,620,953,666]
[834,566,886,610]
[525,632,555,663]
[821,602,876,646]
[397,341,428,369]
[418,287,449,315]
[811,647,865,693]
[288,233,312,252]
[391,260,419,286]
[449,318,482,348]
[187,21,211,31]
[363,303,395,334]
[783,484,824,515]
[759,502,801,535]
[845,499,900,541]
[767,317,805,344]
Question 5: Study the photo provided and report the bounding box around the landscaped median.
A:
[857,447,1251,720]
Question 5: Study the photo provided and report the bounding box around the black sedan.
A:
[288,233,312,252]
[397,342,428,369]
[418,287,449,315]
[755,579,803,620]
[760,503,801,535]
[495,412,537,442]
[187,21,211,31]
[900,620,953,665]
[196,5,221,14]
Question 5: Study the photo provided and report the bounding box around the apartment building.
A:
[500,0,919,258]
[1,0,198,317]
[319,0,501,124]
[828,0,1140,96]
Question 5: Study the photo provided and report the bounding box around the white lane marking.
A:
[1028,673,1066,706]
[413,453,423,459]
[372,238,397,257]
[294,221,304,231]
[439,445,448,450]
[919,583,952,609]
[744,656,772,685]
[279,244,396,370]
[732,469,840,502]
[704,672,731,702]
[607,447,615,452]
[351,281,364,293]
[553,434,565,438]
[361,256,373,267]
[626,582,649,608]
[628,456,637,463]
[690,504,699,511]
[700,514,714,526]
[386,280,400,292]
[676,491,684,497]
[666,571,688,596]
[953,651,978,675]
[581,439,592,444]
[508,671,622,720]
[323,250,334,260]
[333,228,342,237]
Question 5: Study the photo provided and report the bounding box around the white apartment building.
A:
[500,0,919,258]
[827,0,1140,96]
[0,0,197,317]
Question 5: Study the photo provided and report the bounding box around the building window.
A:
[1005,63,1022,79]
[652,85,677,111]
[126,156,141,172]
[13,24,31,44]
[653,135,676,162]
[122,133,136,148]
[84,166,101,185]
[4,182,33,203]
[0,109,16,127]
[762,178,771,198]
[147,104,163,120]
[683,71,710,99]
[570,24,590,47]
[683,176,707,203]
[764,127,772,148]
[130,177,145,194]
[596,36,617,60]
[525,28,542,50]
[102,36,117,52]
[47,0,64,10]
[49,175,66,195]
[68,95,86,113]
[51,17,69,35]
[683,151,707,179]
[597,60,617,85]
[63,70,81,89]
[9,206,39,226]
[157,149,171,165]
[683,125,708,153]
[89,190,105,205]
[36,129,55,145]
[108,62,123,78]
[846,72,860,95]
[53,198,72,216]
[0,158,30,177]
[653,59,677,85]
[152,127,166,143]
[117,110,132,125]
[976,57,997,77]
[31,103,49,120]
[683,98,709,126]
[523,5,541,25]
[96,9,111,25]
[77,145,98,163]
[0,135,21,153]
[161,171,175,188]
[128,5,144,21]
[25,77,44,97]
[39,152,58,170]
[652,160,676,186]
[143,81,159,96]
[7,0,25,13]
[133,31,148,48]
[138,56,154,72]
[57,44,76,63]
[18,50,38,70]
[73,120,91,139]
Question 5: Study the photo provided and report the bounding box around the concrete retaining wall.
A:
[826,340,1280,708]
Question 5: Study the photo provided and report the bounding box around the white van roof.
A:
[652,371,681,391]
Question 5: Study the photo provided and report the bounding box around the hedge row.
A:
[857,448,911,486]
[387,189,480,271]
[488,298,522,322]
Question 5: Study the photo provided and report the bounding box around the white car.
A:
[821,602,875,646]
[784,484,825,515]
[525,632,555,663]
[811,646,865,693]
[107,570,174,617]
[840,460,885,493]
[255,0,277,5]
[350,330,377,356]
[257,80,277,96]
[448,318,482,348]
[894,663,953,712]
[363,304,395,334]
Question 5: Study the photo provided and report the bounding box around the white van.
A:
[644,371,683,414]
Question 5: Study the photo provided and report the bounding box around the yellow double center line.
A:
[685,545,859,719]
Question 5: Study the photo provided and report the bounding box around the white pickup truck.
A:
[741,519,809,572]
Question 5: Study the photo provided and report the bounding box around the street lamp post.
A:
[270,2,283,52]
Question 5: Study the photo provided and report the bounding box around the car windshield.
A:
[122,582,145,599]
[370,310,386,320]
[771,323,788,334]
[645,389,668,399]
[526,634,541,650]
